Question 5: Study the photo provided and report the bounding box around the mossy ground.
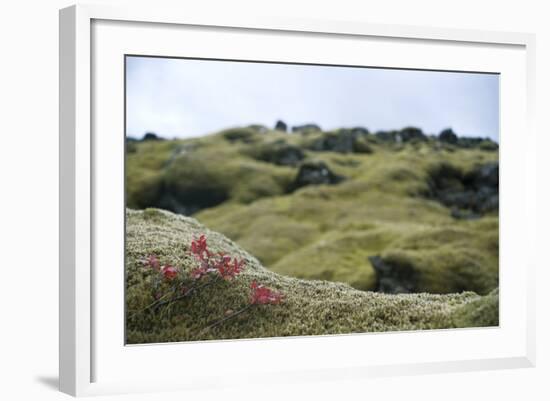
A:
[127,127,498,294]
[126,209,498,344]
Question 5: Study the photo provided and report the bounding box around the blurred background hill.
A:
[126,123,498,295]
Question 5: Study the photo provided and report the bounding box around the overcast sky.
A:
[126,56,499,141]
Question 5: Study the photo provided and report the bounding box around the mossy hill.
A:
[126,209,498,343]
[126,125,498,295]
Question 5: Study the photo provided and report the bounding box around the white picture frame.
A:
[59,3,536,397]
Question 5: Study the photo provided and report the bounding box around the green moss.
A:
[375,220,498,295]
[126,130,297,213]
[352,136,374,153]
[196,174,497,294]
[479,140,499,151]
[270,229,398,290]
[220,127,260,143]
[451,288,499,327]
[234,215,319,265]
[126,167,164,209]
[125,140,180,209]
[243,139,305,166]
[126,209,498,343]
[142,207,165,221]
[126,127,498,293]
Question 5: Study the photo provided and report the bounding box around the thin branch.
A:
[199,304,253,336]
[153,275,223,310]
[128,289,174,319]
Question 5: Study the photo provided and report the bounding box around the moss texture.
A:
[126,209,498,344]
[127,127,498,294]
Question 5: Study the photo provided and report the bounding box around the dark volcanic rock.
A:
[142,132,163,141]
[457,137,483,148]
[126,136,138,153]
[312,132,353,153]
[308,129,372,154]
[439,135,499,151]
[323,130,355,153]
[290,161,344,190]
[352,137,374,154]
[466,162,499,189]
[399,127,426,142]
[349,127,370,136]
[159,179,230,216]
[479,140,499,151]
[375,127,426,143]
[274,120,288,132]
[291,124,321,133]
[439,128,458,144]
[427,162,499,218]
[255,141,305,166]
[456,137,498,151]
[463,162,499,212]
[375,130,398,142]
[368,255,418,294]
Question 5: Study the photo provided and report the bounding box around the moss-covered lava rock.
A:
[126,208,498,344]
[126,125,498,294]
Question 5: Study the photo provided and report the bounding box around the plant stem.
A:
[128,289,174,319]
[153,276,222,310]
[199,304,253,335]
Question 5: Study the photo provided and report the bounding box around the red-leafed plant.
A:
[200,280,284,334]
[189,235,245,281]
[250,280,283,305]
[131,234,283,335]
[144,254,160,271]
[191,234,209,260]
[161,265,178,280]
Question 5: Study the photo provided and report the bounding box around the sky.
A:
[126,56,499,141]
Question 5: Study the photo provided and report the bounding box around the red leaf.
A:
[215,255,245,280]
[161,265,178,280]
[188,234,245,281]
[250,281,283,305]
[144,254,160,271]
[190,235,210,261]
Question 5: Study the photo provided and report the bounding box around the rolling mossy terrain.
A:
[126,125,499,296]
[126,209,498,343]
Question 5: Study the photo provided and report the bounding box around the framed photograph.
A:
[59,4,536,396]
